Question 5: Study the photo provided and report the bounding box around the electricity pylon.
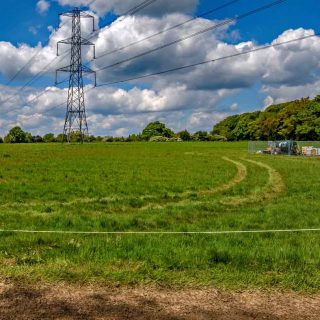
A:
[56,7,96,143]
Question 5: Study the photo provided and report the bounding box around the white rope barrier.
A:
[0,228,320,235]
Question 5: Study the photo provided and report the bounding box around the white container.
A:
[306,148,313,156]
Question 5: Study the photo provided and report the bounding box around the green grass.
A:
[0,142,319,291]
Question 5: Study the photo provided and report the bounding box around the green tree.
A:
[177,130,191,141]
[88,135,96,143]
[25,132,33,143]
[141,121,174,140]
[43,133,56,143]
[193,131,209,141]
[4,127,27,144]
[212,97,320,141]
[126,134,140,142]
[95,136,104,142]
[70,131,83,143]
[212,115,240,141]
[56,133,67,143]
[0,137,3,143]
[104,136,114,142]
[32,135,43,143]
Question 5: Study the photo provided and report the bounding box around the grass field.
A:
[0,142,319,291]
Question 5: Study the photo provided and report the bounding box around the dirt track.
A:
[0,281,319,319]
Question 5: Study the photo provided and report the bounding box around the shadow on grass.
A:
[0,285,284,320]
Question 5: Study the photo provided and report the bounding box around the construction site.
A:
[249,140,320,156]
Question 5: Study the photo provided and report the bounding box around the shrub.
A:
[43,133,56,143]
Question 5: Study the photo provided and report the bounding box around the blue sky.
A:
[1,0,318,46]
[0,0,319,136]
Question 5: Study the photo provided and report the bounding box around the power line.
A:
[0,19,73,109]
[36,33,320,118]
[0,0,158,114]
[95,0,287,73]
[0,55,65,107]
[93,0,242,61]
[0,0,299,123]
[125,0,158,16]
[95,33,319,87]
[86,0,98,7]
[6,33,318,118]
[1,21,68,90]
[21,2,158,105]
[35,33,320,117]
[85,0,159,41]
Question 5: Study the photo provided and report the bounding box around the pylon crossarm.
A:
[59,12,75,18]
[57,66,72,73]
[59,10,95,32]
[80,38,95,46]
[57,65,95,74]
[82,65,95,73]
[79,12,95,18]
[58,37,94,46]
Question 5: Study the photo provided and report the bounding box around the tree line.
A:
[212,96,320,141]
[0,122,227,144]
[1,96,319,144]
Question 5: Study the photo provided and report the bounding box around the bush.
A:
[177,130,191,141]
[211,134,228,141]
[43,133,56,143]
[56,134,67,143]
[149,136,169,142]
[32,135,43,143]
[0,137,3,143]
[142,121,174,140]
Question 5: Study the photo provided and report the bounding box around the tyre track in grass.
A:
[0,157,247,212]
[0,158,283,214]
[221,158,284,206]
[140,157,248,210]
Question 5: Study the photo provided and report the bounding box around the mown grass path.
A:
[221,158,284,205]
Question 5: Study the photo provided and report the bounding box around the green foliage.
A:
[142,121,174,140]
[95,136,104,142]
[177,130,191,141]
[192,131,210,141]
[103,136,114,142]
[88,135,97,142]
[213,97,320,141]
[211,134,227,141]
[69,131,83,143]
[56,133,67,143]
[126,134,142,142]
[149,135,169,142]
[32,136,43,143]
[4,127,27,144]
[43,133,56,143]
[0,137,3,143]
[25,132,33,143]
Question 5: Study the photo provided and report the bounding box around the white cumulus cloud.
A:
[37,0,50,14]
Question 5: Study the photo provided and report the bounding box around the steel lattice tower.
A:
[56,8,96,143]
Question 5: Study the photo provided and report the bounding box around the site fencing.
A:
[248,141,320,156]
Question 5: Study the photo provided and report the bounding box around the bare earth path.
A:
[0,282,319,319]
